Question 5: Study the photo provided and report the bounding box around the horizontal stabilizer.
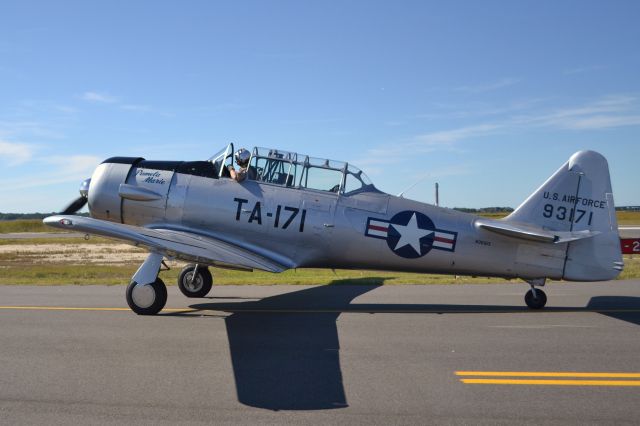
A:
[475,218,600,244]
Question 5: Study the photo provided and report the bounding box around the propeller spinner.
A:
[61,178,91,215]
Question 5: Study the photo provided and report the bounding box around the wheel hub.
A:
[184,272,203,292]
[131,283,156,308]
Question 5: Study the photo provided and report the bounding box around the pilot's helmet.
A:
[235,148,251,168]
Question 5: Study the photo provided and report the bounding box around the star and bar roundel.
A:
[365,210,458,259]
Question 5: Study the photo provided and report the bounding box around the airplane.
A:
[44,144,623,315]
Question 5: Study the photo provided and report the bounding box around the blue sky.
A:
[1,0,639,213]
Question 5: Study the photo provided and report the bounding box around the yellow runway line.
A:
[460,379,640,386]
[0,306,375,314]
[456,371,640,378]
[1,305,640,314]
[0,306,193,313]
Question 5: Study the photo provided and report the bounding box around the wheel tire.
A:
[178,265,213,298]
[126,278,167,315]
[525,288,547,309]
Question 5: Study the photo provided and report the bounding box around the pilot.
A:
[227,148,256,182]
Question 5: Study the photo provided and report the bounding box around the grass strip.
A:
[0,258,638,286]
[0,236,117,246]
[0,264,523,286]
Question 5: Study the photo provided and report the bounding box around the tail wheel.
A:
[178,264,213,298]
[126,278,167,315]
[525,288,547,309]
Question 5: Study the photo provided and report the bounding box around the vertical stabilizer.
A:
[506,150,622,281]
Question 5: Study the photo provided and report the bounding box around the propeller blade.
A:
[61,196,88,215]
[60,178,92,215]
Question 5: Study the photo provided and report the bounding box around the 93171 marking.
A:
[542,203,593,225]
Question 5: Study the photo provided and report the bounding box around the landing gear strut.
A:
[178,264,213,298]
[524,278,547,309]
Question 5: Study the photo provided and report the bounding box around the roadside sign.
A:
[621,238,640,254]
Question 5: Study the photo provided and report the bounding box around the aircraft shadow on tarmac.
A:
[586,296,640,326]
[184,284,640,411]
[190,278,384,411]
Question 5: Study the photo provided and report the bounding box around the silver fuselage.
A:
[87,158,572,281]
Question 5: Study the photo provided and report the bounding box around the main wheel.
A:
[126,278,167,315]
[178,264,213,298]
[525,288,547,309]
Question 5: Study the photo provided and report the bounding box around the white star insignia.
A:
[390,213,434,254]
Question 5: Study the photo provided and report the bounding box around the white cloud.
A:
[192,102,252,117]
[411,124,501,146]
[454,78,521,94]
[45,155,102,175]
[405,164,473,187]
[0,120,65,139]
[80,92,166,115]
[414,94,640,132]
[0,154,101,193]
[415,98,549,121]
[54,105,78,114]
[563,65,607,75]
[354,124,499,173]
[81,91,118,103]
[562,115,640,130]
[356,94,640,175]
[120,104,151,112]
[426,164,473,179]
[512,95,640,130]
[0,140,33,165]
[396,164,474,201]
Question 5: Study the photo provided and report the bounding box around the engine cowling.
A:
[89,157,185,226]
[88,157,143,223]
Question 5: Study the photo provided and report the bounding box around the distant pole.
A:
[435,182,439,207]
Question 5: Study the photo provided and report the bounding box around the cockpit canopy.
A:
[209,144,376,195]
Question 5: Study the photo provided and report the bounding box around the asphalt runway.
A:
[1,281,640,425]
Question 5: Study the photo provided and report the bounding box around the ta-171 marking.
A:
[44,145,623,314]
[233,198,307,232]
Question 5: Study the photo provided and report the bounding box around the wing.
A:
[475,218,600,244]
[43,215,291,273]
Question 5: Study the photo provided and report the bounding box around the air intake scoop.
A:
[118,184,164,201]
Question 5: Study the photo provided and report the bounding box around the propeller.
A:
[60,178,91,215]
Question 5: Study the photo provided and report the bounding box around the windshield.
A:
[208,143,234,178]
[343,164,375,195]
